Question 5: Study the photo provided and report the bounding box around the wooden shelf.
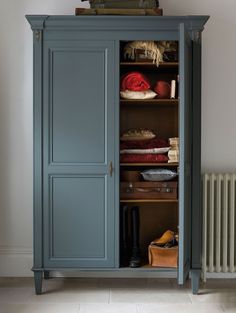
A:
[120,199,178,203]
[120,163,178,167]
[120,99,178,106]
[120,61,179,68]
[119,264,177,272]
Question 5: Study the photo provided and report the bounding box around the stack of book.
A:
[82,0,159,8]
[168,137,179,163]
[76,0,163,15]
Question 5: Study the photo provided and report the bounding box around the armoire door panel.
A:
[43,175,114,268]
[44,43,114,165]
[178,24,192,284]
[51,176,106,259]
[43,41,115,268]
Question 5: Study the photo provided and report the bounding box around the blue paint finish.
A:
[26,15,209,294]
[50,47,106,164]
[32,29,43,270]
[178,23,192,284]
[43,175,115,267]
[42,40,116,268]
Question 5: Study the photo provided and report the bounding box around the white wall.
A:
[0,0,235,276]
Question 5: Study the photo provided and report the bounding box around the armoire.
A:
[26,14,209,295]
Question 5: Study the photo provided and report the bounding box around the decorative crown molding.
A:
[25,15,49,30]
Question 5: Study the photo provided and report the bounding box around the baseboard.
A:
[0,246,33,277]
[2,247,234,279]
[206,272,236,279]
[0,246,177,278]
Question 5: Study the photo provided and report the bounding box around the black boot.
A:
[130,206,142,268]
[120,205,129,266]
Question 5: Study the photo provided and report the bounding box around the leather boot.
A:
[129,206,141,268]
[120,205,129,266]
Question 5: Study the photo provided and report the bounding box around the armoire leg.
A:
[34,271,43,295]
[44,270,50,280]
[191,269,201,294]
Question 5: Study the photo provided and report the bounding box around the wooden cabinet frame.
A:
[26,15,209,295]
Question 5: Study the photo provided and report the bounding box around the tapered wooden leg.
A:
[191,269,201,294]
[44,271,50,280]
[34,271,43,295]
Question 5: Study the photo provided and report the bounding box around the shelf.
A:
[120,199,178,203]
[120,99,178,106]
[119,264,177,272]
[120,163,179,167]
[120,62,179,68]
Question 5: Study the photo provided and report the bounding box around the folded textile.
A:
[120,138,169,150]
[168,150,179,157]
[120,154,168,163]
[121,72,151,91]
[123,41,164,67]
[168,159,178,164]
[120,90,157,100]
[154,81,171,99]
[120,147,170,155]
[168,148,179,163]
[169,137,179,146]
[121,129,156,141]
[141,168,177,181]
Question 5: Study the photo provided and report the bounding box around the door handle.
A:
[109,161,113,177]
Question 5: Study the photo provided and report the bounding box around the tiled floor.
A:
[0,278,236,312]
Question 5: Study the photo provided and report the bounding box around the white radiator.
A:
[202,173,236,280]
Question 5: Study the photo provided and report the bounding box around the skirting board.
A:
[0,248,177,278]
[1,248,235,278]
[0,247,33,277]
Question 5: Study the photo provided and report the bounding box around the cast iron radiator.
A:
[202,173,236,280]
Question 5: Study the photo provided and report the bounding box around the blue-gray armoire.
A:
[26,14,209,295]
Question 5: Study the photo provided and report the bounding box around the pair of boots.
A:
[120,205,141,268]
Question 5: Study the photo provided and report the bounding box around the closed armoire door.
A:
[42,40,115,268]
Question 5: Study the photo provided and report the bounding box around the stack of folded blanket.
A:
[120,72,173,100]
[168,137,179,163]
[120,72,157,100]
[121,72,150,91]
[120,132,170,163]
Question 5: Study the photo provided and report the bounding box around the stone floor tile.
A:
[110,288,191,304]
[79,303,138,313]
[27,288,110,304]
[99,278,147,289]
[190,289,236,304]
[221,304,236,312]
[137,303,224,313]
[0,303,79,313]
[0,288,33,303]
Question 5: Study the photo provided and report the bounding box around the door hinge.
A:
[194,31,201,42]
[35,30,41,42]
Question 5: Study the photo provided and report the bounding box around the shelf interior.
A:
[120,62,179,68]
[119,40,179,270]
